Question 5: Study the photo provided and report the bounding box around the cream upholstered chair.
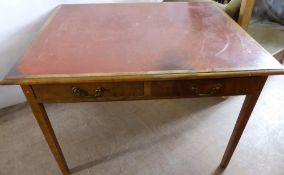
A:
[163,0,255,31]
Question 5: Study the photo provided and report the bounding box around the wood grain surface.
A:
[30,77,264,103]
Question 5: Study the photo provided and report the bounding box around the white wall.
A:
[0,0,61,109]
[0,0,161,109]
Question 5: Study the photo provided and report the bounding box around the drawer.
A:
[150,77,257,98]
[31,77,265,102]
[32,82,144,102]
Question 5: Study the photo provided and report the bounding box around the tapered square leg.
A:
[220,77,267,168]
[21,85,70,175]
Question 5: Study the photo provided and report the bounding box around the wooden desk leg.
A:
[220,77,267,168]
[21,85,70,175]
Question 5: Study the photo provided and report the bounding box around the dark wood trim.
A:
[1,69,283,85]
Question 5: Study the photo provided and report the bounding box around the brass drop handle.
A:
[191,83,222,97]
[72,86,105,98]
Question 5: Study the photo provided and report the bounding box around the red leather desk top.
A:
[5,2,283,82]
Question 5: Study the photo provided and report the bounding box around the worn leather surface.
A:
[164,0,241,19]
[6,3,282,78]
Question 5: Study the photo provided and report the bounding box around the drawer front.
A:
[31,77,264,102]
[32,82,144,102]
[150,77,254,98]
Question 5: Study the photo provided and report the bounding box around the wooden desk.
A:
[1,2,284,175]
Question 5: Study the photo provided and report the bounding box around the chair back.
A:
[238,0,255,31]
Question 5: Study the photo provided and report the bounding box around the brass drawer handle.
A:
[191,83,223,97]
[72,86,105,98]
